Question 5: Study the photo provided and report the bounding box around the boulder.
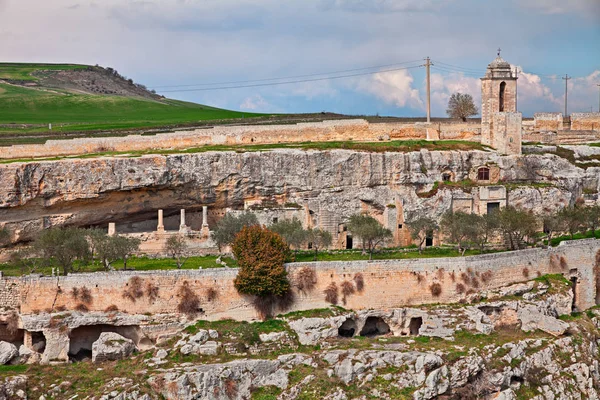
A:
[92,332,136,363]
[288,316,350,345]
[0,341,18,365]
[40,328,70,364]
[517,304,569,336]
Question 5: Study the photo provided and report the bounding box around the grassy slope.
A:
[0,63,88,80]
[0,63,263,134]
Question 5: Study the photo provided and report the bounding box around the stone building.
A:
[481,52,522,155]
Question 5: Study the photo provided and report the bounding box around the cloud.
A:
[513,67,562,113]
[320,0,449,13]
[430,72,481,116]
[518,0,600,18]
[354,69,424,110]
[240,94,269,111]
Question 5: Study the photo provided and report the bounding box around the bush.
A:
[341,281,355,305]
[122,276,144,302]
[177,281,201,318]
[481,271,493,283]
[324,282,338,305]
[145,282,160,302]
[233,226,292,319]
[353,273,365,292]
[456,283,466,294]
[71,286,93,305]
[429,283,442,297]
[75,303,89,312]
[206,287,219,302]
[105,304,119,312]
[522,267,530,278]
[295,267,317,292]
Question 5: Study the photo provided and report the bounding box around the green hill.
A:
[0,63,264,143]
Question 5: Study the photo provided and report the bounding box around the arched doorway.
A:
[499,81,506,112]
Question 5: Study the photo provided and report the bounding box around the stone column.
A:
[179,209,189,233]
[201,206,210,238]
[157,209,165,233]
[108,223,116,236]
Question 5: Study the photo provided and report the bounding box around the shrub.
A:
[481,271,493,283]
[295,267,317,292]
[145,282,160,302]
[429,283,442,297]
[460,272,471,285]
[324,282,339,305]
[75,303,89,312]
[71,286,93,305]
[105,304,119,312]
[233,226,292,319]
[206,287,219,302]
[449,271,456,282]
[55,305,67,312]
[353,273,365,292]
[177,281,201,318]
[340,281,355,305]
[224,378,238,399]
[122,276,144,302]
[522,267,530,278]
[456,283,466,294]
[471,278,480,289]
[550,254,560,270]
[415,273,424,284]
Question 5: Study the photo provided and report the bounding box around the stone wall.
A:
[3,239,598,319]
[0,120,481,160]
[571,113,600,131]
[0,276,21,310]
[534,113,563,131]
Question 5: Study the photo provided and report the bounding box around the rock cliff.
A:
[0,149,597,242]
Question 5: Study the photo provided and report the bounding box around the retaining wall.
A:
[0,120,481,160]
[2,239,598,320]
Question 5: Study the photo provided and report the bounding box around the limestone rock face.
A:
[0,150,592,242]
[92,332,137,363]
[0,341,18,365]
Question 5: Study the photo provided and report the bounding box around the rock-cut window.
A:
[478,167,490,181]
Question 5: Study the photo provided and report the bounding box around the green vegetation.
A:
[0,63,88,81]
[0,83,261,136]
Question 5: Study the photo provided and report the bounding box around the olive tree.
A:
[497,206,538,250]
[212,212,259,252]
[36,227,91,275]
[406,217,438,254]
[347,214,392,260]
[306,228,332,261]
[440,211,480,255]
[270,218,307,260]
[165,234,188,269]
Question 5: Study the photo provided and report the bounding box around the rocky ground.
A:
[1,275,599,399]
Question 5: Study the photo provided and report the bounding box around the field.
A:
[0,63,88,81]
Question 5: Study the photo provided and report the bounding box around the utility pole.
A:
[424,57,433,123]
[562,74,571,117]
[597,84,600,113]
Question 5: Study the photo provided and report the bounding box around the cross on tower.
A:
[497,47,501,57]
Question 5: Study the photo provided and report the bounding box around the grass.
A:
[0,63,88,81]
[0,255,237,277]
[0,83,263,137]
[547,229,600,247]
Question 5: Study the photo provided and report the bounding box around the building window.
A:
[509,137,514,143]
[442,173,452,182]
[398,224,403,229]
[487,202,500,214]
[272,217,278,224]
[499,81,506,112]
[478,167,490,181]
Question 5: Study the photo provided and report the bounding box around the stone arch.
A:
[499,81,506,112]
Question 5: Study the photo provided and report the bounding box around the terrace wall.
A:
[0,120,481,160]
[2,239,597,320]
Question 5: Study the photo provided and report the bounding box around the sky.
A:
[0,0,599,117]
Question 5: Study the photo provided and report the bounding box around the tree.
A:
[446,93,478,122]
[36,227,91,275]
[440,212,480,255]
[270,218,307,260]
[233,226,291,318]
[346,214,392,260]
[110,236,141,270]
[306,228,333,261]
[86,228,107,266]
[212,212,259,252]
[558,207,586,239]
[473,212,500,253]
[583,205,600,234]
[406,217,438,254]
[497,206,538,250]
[542,212,564,248]
[165,234,188,269]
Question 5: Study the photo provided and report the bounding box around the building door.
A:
[487,202,500,214]
[425,230,433,247]
[346,235,353,249]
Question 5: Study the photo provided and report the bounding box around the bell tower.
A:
[481,49,521,155]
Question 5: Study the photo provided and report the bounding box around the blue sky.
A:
[1,0,599,117]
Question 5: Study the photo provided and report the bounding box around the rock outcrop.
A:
[92,332,137,363]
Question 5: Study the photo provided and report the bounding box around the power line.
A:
[158,65,424,93]
[152,59,423,89]
[431,60,485,74]
[430,65,482,78]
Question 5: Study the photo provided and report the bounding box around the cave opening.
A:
[409,317,423,336]
[338,318,357,338]
[359,317,391,337]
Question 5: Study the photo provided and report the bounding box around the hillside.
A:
[0,63,264,143]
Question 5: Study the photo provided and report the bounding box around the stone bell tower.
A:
[481,49,521,155]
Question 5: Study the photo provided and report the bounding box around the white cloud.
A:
[513,66,562,113]
[320,0,449,13]
[355,69,424,110]
[430,72,480,116]
[240,94,269,111]
[518,0,600,18]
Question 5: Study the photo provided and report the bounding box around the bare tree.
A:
[306,228,332,261]
[165,234,188,269]
[446,93,479,122]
